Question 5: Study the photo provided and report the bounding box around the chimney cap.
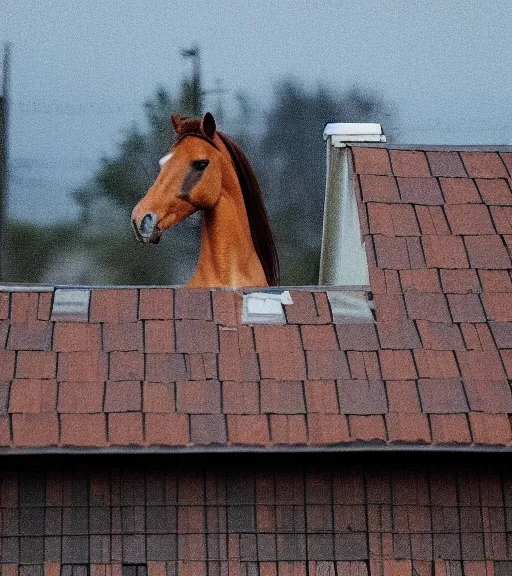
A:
[323,122,386,144]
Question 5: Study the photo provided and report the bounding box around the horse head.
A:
[131,112,223,243]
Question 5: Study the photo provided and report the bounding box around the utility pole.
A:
[0,44,11,282]
[180,45,202,117]
[179,46,228,125]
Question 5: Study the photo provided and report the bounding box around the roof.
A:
[1,144,512,453]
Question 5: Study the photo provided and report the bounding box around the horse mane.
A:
[174,118,279,285]
[217,131,280,286]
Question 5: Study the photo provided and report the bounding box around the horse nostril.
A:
[140,212,158,237]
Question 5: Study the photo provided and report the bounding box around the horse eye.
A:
[193,159,209,171]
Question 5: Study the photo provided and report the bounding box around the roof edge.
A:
[348,143,512,152]
[1,443,511,456]
[0,283,371,292]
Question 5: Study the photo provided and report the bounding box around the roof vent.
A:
[51,288,90,322]
[242,290,292,325]
[319,123,385,287]
[323,123,386,147]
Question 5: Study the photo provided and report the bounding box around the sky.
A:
[2,0,512,223]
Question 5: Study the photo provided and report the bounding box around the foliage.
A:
[7,220,76,283]
[8,69,393,286]
[253,78,392,284]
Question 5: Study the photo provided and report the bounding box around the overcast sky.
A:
[3,0,512,222]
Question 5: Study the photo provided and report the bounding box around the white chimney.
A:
[319,123,385,286]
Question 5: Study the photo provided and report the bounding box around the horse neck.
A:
[189,145,267,287]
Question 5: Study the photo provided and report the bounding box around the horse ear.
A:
[201,112,216,140]
[171,114,182,134]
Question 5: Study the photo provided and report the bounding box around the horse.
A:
[131,112,279,287]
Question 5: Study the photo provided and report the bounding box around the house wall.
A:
[0,456,510,576]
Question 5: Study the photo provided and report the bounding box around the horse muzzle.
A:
[132,211,162,244]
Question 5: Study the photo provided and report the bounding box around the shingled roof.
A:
[1,144,512,453]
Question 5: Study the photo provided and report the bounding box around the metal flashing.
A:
[327,291,374,324]
[242,291,292,324]
[323,122,386,146]
[0,283,54,292]
[51,288,91,322]
[319,143,370,286]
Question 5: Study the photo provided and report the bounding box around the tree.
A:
[255,78,393,285]
[71,79,205,285]
[68,47,210,285]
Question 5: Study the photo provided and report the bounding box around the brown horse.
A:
[131,112,279,287]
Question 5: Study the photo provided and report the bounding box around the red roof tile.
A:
[284,291,331,324]
[212,289,239,326]
[58,381,104,413]
[445,204,495,235]
[447,294,486,323]
[270,414,308,444]
[379,350,417,380]
[307,414,350,445]
[228,414,270,445]
[426,151,467,178]
[259,348,307,380]
[145,412,189,445]
[103,321,143,352]
[190,414,226,444]
[104,380,141,412]
[430,413,471,444]
[404,292,450,323]
[108,411,144,445]
[90,288,138,323]
[376,320,420,349]
[336,324,379,351]
[12,413,59,446]
[422,235,469,269]
[3,145,512,453]
[468,412,512,445]
[465,235,511,269]
[439,177,481,203]
[223,380,260,414]
[9,379,57,413]
[60,413,107,447]
[139,288,174,319]
[414,350,460,379]
[359,175,400,202]
[304,380,339,413]
[373,236,410,269]
[0,349,15,380]
[386,381,421,413]
[397,177,444,205]
[142,381,175,413]
[176,380,221,414]
[390,150,430,177]
[16,350,57,379]
[417,379,468,413]
[483,292,512,321]
[349,414,386,441]
[109,351,144,381]
[352,146,391,175]
[386,413,431,443]
[478,179,512,208]
[338,379,387,415]
[175,287,212,320]
[461,152,508,178]
[306,350,350,380]
[440,269,481,294]
[7,320,53,351]
[400,269,441,293]
[0,292,9,319]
